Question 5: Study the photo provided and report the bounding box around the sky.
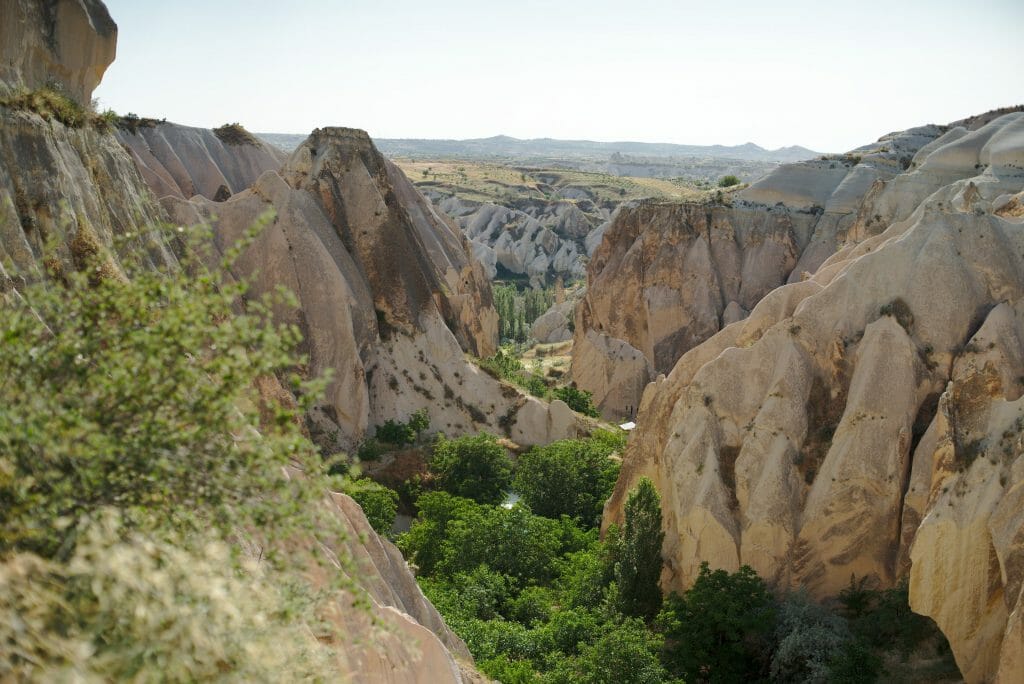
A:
[94,0,1023,153]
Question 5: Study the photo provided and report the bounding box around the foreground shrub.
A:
[0,516,335,681]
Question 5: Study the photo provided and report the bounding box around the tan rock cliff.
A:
[602,110,1024,682]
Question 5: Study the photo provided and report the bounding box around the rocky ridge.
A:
[601,110,1024,682]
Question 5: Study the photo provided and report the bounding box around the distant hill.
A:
[258,132,818,164]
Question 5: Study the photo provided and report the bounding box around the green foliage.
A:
[551,385,599,417]
[212,122,260,145]
[544,618,671,684]
[1,85,88,127]
[615,478,665,619]
[839,576,937,654]
[826,639,883,683]
[718,174,741,187]
[513,436,621,527]
[659,563,775,682]
[343,479,398,535]
[429,433,512,504]
[375,408,430,445]
[0,221,353,679]
[0,221,327,560]
[480,346,525,381]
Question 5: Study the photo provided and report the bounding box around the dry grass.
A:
[394,159,706,205]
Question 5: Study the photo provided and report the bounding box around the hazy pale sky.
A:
[94,0,1022,152]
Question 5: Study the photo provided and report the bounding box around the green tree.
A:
[545,618,669,684]
[513,437,620,527]
[343,479,398,535]
[0,222,346,679]
[551,386,600,417]
[429,433,513,504]
[718,174,741,187]
[614,478,665,619]
[659,562,775,683]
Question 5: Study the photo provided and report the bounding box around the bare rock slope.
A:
[603,110,1024,683]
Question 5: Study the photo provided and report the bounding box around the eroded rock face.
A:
[315,490,485,683]
[602,111,1024,682]
[573,122,958,420]
[0,107,176,286]
[163,128,585,451]
[116,122,287,201]
[0,0,116,103]
[431,193,612,286]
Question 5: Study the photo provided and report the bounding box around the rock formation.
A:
[429,191,611,286]
[602,110,1024,682]
[162,128,585,452]
[116,121,286,201]
[574,116,996,419]
[0,0,116,104]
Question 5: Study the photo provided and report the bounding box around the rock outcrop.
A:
[573,115,1009,419]
[116,121,286,201]
[162,128,585,451]
[429,192,613,286]
[0,0,116,104]
[603,110,1024,682]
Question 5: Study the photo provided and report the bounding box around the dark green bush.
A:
[429,433,513,504]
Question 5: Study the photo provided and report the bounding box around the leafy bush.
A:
[718,174,741,187]
[1,85,88,127]
[771,591,851,683]
[0,221,351,679]
[343,478,399,535]
[374,408,429,446]
[551,385,599,417]
[0,516,335,681]
[0,221,327,560]
[429,433,513,504]
[545,617,670,684]
[513,436,620,527]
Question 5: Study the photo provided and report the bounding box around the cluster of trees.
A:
[493,284,555,343]
[393,429,958,683]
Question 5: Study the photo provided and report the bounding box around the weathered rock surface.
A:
[315,489,486,683]
[163,128,585,451]
[573,112,1021,420]
[429,192,613,286]
[116,121,286,201]
[530,297,577,344]
[0,0,116,104]
[602,110,1024,682]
